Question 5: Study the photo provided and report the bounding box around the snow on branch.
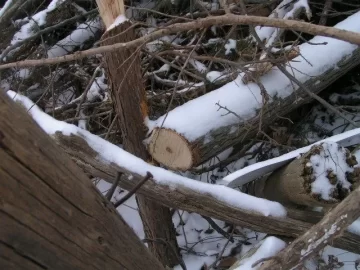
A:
[6,90,286,218]
[2,13,360,69]
[146,11,360,170]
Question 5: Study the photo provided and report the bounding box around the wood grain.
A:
[54,132,360,255]
[0,91,164,270]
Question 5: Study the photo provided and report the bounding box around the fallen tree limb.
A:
[258,167,360,270]
[2,13,360,69]
[8,90,360,255]
[53,131,360,255]
[148,11,360,170]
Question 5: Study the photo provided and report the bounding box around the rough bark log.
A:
[0,89,164,269]
[250,142,360,207]
[147,47,360,171]
[96,0,180,267]
[52,132,360,255]
[258,173,360,270]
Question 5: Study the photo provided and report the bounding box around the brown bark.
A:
[97,1,180,267]
[258,176,360,270]
[0,91,164,270]
[148,44,360,170]
[250,142,360,208]
[53,132,360,255]
[3,14,360,70]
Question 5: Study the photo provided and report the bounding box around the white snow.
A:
[6,90,287,218]
[10,0,66,48]
[15,68,30,79]
[0,0,14,18]
[308,142,352,201]
[348,219,360,235]
[150,11,360,143]
[232,237,286,270]
[225,39,237,55]
[254,0,311,45]
[107,14,127,31]
[223,127,360,188]
[206,70,227,83]
[86,69,108,102]
[189,58,207,73]
[47,17,102,58]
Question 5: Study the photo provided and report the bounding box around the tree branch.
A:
[1,13,360,69]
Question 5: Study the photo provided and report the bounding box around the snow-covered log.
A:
[147,11,360,171]
[7,90,360,255]
[0,85,165,270]
[253,142,360,207]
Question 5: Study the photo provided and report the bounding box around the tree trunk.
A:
[147,37,360,171]
[0,90,164,270]
[96,0,180,267]
[250,142,360,207]
[52,132,360,255]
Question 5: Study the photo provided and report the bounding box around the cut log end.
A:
[147,128,194,171]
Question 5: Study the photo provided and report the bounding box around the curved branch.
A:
[1,13,360,69]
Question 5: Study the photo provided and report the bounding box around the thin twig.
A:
[75,63,103,118]
[113,172,153,208]
[105,172,122,200]
[201,215,234,242]
[319,0,333,26]
[208,226,235,269]
[251,255,282,268]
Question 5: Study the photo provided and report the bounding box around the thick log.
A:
[147,13,360,171]
[96,0,180,267]
[251,142,360,207]
[52,131,360,255]
[0,88,164,269]
[258,166,360,270]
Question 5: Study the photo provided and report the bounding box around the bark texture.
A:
[251,143,360,207]
[98,3,180,266]
[53,132,360,255]
[259,177,360,270]
[0,91,165,270]
[148,47,360,170]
